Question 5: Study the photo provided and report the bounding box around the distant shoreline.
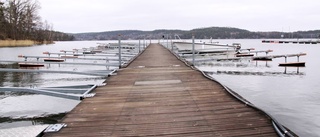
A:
[0,40,54,47]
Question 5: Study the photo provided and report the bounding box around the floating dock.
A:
[44,44,294,137]
[18,62,45,67]
[262,40,319,44]
[43,58,65,62]
[279,62,306,67]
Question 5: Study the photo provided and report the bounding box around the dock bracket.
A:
[44,123,67,133]
[81,93,96,100]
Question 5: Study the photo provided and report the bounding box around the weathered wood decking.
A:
[45,44,277,137]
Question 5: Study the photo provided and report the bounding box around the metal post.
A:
[144,37,146,49]
[118,35,122,68]
[227,48,229,59]
[285,57,287,63]
[139,39,141,53]
[64,51,67,61]
[192,35,195,66]
[171,38,173,51]
[167,34,169,48]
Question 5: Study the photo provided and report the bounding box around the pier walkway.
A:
[45,44,277,136]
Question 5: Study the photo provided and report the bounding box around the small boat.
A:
[44,58,65,62]
[18,63,44,67]
[279,62,305,67]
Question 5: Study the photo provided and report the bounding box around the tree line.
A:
[0,0,73,42]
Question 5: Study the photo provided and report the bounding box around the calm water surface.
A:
[1,40,319,136]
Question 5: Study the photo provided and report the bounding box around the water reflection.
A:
[0,113,66,129]
[283,66,302,74]
[255,60,271,67]
[198,59,305,76]
[0,63,42,87]
[0,69,6,87]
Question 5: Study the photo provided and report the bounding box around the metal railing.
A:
[0,84,98,100]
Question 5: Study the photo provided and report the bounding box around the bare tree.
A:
[23,0,40,39]
[5,0,26,39]
[3,0,40,40]
[0,1,6,39]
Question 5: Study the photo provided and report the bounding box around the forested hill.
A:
[72,27,320,40]
[73,30,186,40]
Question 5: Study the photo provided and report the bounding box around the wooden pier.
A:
[44,44,281,136]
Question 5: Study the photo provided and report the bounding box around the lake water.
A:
[0,39,319,136]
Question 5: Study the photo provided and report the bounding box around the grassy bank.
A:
[0,40,54,47]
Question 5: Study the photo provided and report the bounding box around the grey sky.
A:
[38,0,320,33]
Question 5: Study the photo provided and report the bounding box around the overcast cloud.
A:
[38,0,320,33]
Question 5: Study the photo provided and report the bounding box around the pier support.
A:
[118,35,122,68]
[192,35,195,65]
[139,39,141,53]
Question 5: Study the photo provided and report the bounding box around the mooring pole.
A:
[118,35,122,68]
[192,35,195,66]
